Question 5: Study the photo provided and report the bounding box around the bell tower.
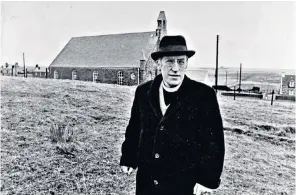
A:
[156,11,167,40]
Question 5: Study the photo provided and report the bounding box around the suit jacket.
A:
[120,74,225,195]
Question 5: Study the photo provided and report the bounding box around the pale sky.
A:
[1,1,295,70]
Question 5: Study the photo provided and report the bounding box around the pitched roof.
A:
[33,67,47,72]
[282,75,295,85]
[157,11,166,20]
[50,31,158,68]
[26,66,37,72]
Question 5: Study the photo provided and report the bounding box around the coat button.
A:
[153,180,158,185]
[155,153,160,159]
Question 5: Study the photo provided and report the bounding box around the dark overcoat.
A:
[120,74,225,195]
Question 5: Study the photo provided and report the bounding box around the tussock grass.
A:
[1,76,295,195]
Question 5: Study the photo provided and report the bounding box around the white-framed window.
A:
[117,71,123,85]
[93,70,98,82]
[130,73,136,80]
[289,90,294,96]
[72,70,77,80]
[35,72,37,76]
[288,79,295,88]
[54,70,58,79]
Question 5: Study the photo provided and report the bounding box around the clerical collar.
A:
[162,80,182,92]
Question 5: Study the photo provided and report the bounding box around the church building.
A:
[48,11,167,85]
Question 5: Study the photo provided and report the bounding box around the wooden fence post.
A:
[25,68,28,78]
[271,90,274,105]
[46,68,48,79]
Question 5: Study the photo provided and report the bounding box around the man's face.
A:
[158,55,188,87]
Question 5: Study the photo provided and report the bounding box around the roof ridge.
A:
[72,31,155,39]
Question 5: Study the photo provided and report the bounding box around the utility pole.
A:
[226,71,228,86]
[23,53,26,78]
[239,63,242,93]
[215,35,219,93]
[271,90,274,105]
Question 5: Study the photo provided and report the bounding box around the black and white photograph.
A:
[1,1,295,195]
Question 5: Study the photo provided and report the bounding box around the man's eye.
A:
[178,60,185,64]
[167,60,174,63]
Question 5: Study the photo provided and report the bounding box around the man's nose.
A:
[171,61,180,71]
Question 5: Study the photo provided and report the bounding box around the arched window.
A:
[72,70,77,80]
[54,70,58,79]
[289,79,295,88]
[130,73,136,80]
[117,71,123,85]
[93,70,98,82]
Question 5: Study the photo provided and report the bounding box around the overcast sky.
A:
[1,1,295,70]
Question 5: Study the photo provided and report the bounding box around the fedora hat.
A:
[151,35,195,61]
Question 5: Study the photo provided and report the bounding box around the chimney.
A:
[36,64,39,68]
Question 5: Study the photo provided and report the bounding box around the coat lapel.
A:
[147,75,163,119]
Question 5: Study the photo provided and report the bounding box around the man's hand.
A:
[193,183,213,195]
[121,166,134,175]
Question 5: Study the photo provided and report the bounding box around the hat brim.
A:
[151,50,195,61]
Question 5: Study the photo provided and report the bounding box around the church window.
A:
[93,70,99,82]
[130,73,136,80]
[117,71,123,85]
[288,79,295,88]
[54,70,58,79]
[72,70,77,80]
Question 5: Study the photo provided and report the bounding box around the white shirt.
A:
[159,81,182,115]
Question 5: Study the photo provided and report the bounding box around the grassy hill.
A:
[1,76,295,195]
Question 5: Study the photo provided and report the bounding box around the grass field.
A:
[1,76,295,195]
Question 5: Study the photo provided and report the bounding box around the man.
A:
[120,35,225,195]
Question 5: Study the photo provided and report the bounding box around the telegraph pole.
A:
[226,71,228,86]
[239,63,242,93]
[215,35,219,93]
[23,53,26,78]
